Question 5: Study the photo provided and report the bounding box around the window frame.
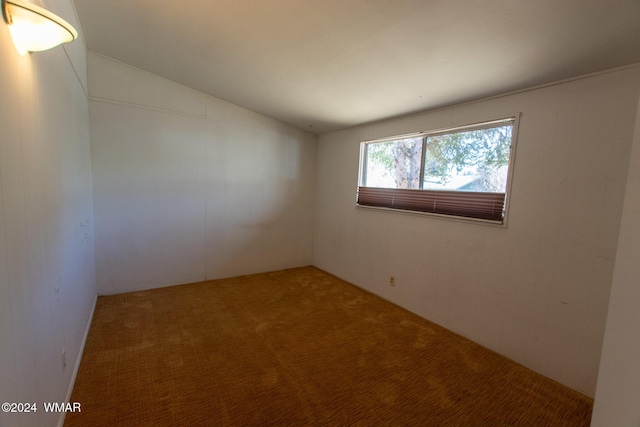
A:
[356,115,520,226]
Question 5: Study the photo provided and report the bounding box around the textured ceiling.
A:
[74,0,640,134]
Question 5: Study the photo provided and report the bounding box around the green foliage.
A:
[367,141,395,171]
[425,125,512,184]
[366,137,422,189]
[365,124,512,191]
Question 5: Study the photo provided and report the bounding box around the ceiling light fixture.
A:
[2,0,77,55]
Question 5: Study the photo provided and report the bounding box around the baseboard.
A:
[57,294,98,427]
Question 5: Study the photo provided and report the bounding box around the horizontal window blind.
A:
[357,186,506,222]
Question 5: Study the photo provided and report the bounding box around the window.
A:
[357,117,518,224]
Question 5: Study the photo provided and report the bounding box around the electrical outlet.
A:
[61,348,66,370]
[389,276,396,287]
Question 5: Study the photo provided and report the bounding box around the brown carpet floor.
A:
[66,266,593,426]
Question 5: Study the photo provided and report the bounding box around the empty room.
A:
[1,0,640,426]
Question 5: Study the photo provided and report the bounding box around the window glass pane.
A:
[357,118,517,223]
[423,125,512,193]
[365,137,423,189]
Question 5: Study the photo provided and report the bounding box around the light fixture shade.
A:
[2,0,78,55]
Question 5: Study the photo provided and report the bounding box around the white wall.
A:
[591,92,640,425]
[313,66,640,397]
[88,52,317,295]
[0,1,97,426]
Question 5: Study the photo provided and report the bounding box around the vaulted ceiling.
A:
[74,0,640,134]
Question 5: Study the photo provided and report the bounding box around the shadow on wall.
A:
[92,107,316,295]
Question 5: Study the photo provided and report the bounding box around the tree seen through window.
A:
[364,124,513,193]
